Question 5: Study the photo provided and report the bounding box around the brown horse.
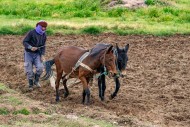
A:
[42,44,117,105]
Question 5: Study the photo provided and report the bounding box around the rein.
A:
[114,48,122,78]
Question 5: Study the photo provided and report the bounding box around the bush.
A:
[158,14,174,22]
[108,8,126,17]
[148,8,160,18]
[163,7,180,16]
[145,0,156,5]
[13,108,30,115]
[73,10,93,18]
[0,108,10,115]
[177,10,190,23]
[21,25,33,34]
[82,26,102,34]
[73,0,100,11]
[0,24,33,35]
[46,29,54,35]
[0,27,16,35]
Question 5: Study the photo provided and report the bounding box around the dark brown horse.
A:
[42,44,117,105]
[98,44,129,101]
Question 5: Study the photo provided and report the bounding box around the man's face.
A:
[42,27,46,31]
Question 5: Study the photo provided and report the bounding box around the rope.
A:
[96,71,108,79]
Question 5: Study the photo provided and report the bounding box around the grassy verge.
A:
[0,0,189,35]
[0,83,116,127]
[0,15,189,36]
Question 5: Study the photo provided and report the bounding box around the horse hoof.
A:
[55,98,60,102]
[85,102,90,106]
[64,93,69,98]
[99,95,104,101]
[101,97,105,101]
[109,94,115,100]
[81,101,90,105]
[81,101,85,105]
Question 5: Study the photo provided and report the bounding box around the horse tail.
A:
[41,59,55,80]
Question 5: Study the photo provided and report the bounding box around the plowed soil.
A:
[0,34,190,127]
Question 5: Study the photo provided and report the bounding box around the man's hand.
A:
[31,47,38,51]
[41,55,45,62]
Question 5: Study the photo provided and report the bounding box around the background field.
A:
[0,0,189,35]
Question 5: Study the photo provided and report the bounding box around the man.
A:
[23,20,48,90]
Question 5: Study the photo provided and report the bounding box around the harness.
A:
[65,51,93,79]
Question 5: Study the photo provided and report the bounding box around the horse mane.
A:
[89,43,112,57]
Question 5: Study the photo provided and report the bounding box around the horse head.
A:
[100,45,117,77]
[116,43,129,72]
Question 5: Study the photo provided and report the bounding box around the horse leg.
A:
[62,76,69,98]
[98,75,106,101]
[80,76,90,105]
[98,77,103,100]
[86,77,92,104]
[110,77,120,99]
[101,74,106,101]
[82,90,86,104]
[55,71,63,102]
[85,88,90,105]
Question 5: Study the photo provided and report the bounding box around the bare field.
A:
[0,34,190,127]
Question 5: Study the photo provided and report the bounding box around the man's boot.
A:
[34,74,41,88]
[28,79,33,91]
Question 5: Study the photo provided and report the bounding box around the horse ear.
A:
[125,44,129,52]
[107,45,114,53]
